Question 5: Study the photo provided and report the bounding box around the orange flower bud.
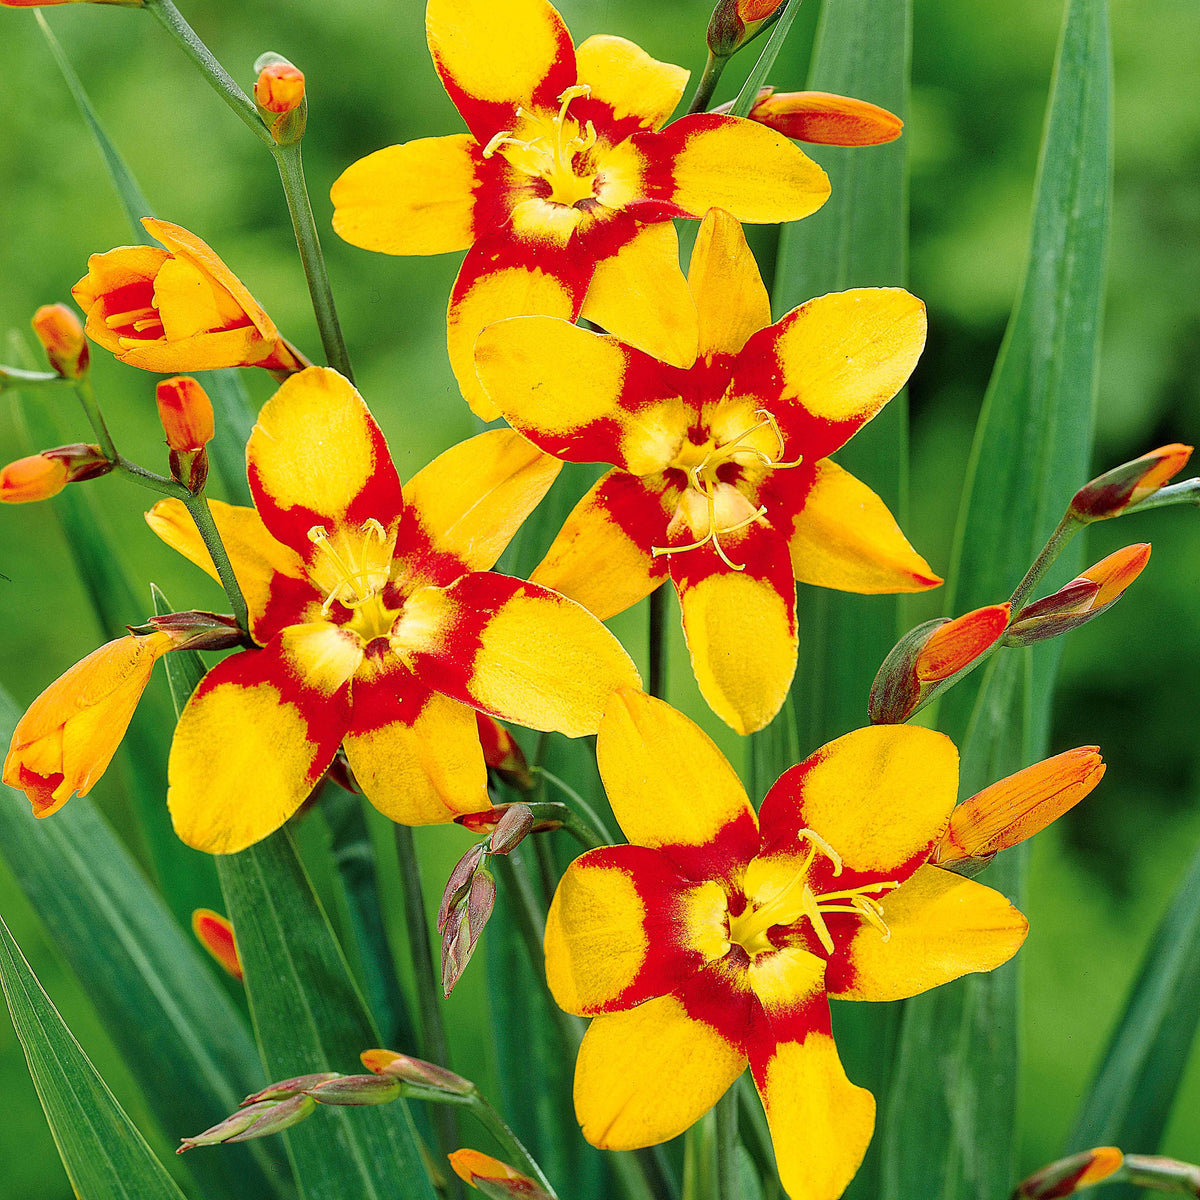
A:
[707,0,784,55]
[739,0,785,17]
[255,62,305,114]
[746,88,904,146]
[1013,1147,1124,1198]
[933,747,1105,873]
[31,303,89,378]
[1070,444,1193,521]
[0,454,69,503]
[191,909,243,981]
[73,218,307,374]
[361,1049,476,1096]
[2,631,174,818]
[156,376,214,453]
[448,1149,553,1198]
[1,443,111,504]
[1007,544,1150,645]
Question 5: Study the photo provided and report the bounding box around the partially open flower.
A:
[73,218,307,374]
[3,631,175,817]
[157,376,214,492]
[1070,444,1193,522]
[742,88,904,147]
[32,304,89,378]
[932,747,1106,875]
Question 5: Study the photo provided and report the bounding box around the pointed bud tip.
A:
[1071,444,1193,520]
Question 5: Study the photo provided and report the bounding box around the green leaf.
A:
[218,832,437,1200]
[728,0,807,118]
[881,0,1111,1195]
[1066,832,1200,1191]
[0,910,188,1200]
[0,684,291,1200]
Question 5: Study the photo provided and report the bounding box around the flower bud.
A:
[440,869,495,998]
[448,1149,554,1200]
[3,631,175,817]
[1,444,111,504]
[707,0,786,57]
[438,843,487,933]
[1006,544,1150,646]
[361,1049,476,1097]
[191,909,243,981]
[31,304,88,378]
[129,609,246,653]
[456,803,563,837]
[740,88,903,146]
[253,54,307,145]
[489,803,534,855]
[475,713,535,791]
[870,604,1009,724]
[1013,1147,1124,1198]
[1070,444,1193,522]
[156,376,214,453]
[932,747,1105,875]
[307,1074,402,1106]
[243,1073,340,1104]
[178,1094,315,1153]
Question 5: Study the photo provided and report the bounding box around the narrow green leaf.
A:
[882,0,1111,1195]
[728,0,807,118]
[0,911,188,1200]
[1066,830,1200,1189]
[218,832,437,1200]
[0,684,291,1200]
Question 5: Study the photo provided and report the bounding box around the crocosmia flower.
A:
[476,209,939,733]
[148,366,640,854]
[330,0,830,418]
[545,689,1028,1200]
[73,218,307,374]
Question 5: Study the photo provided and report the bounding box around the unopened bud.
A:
[130,610,246,653]
[456,803,563,837]
[191,909,243,981]
[1070,444,1193,522]
[178,1094,315,1153]
[1006,544,1150,646]
[156,376,213,493]
[361,1049,476,1096]
[933,747,1105,875]
[475,713,535,791]
[441,870,494,999]
[307,1074,401,1106]
[438,843,486,933]
[736,88,903,146]
[489,804,534,855]
[243,1073,340,1104]
[707,0,786,57]
[1,444,111,504]
[1013,1147,1124,1198]
[449,1149,554,1199]
[870,604,1009,724]
[31,304,88,378]
[253,53,307,144]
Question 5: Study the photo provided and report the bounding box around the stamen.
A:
[481,130,515,158]
[105,305,160,331]
[307,522,389,615]
[756,409,804,468]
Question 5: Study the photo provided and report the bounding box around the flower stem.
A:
[72,379,118,463]
[714,1090,740,1200]
[529,771,615,846]
[182,493,251,632]
[1007,513,1081,613]
[1125,476,1200,513]
[465,1091,558,1196]
[393,825,461,1162]
[648,585,667,699]
[146,0,273,146]
[272,143,355,382]
[687,52,729,114]
[1,366,67,392]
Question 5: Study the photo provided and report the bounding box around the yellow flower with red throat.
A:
[545,690,1028,1200]
[330,0,830,418]
[73,218,307,374]
[3,631,174,817]
[148,366,640,854]
[476,209,940,734]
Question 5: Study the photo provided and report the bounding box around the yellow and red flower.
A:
[330,0,830,418]
[148,366,640,854]
[476,209,939,733]
[545,690,1028,1200]
[73,218,307,374]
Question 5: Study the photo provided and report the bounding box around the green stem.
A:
[714,1090,740,1200]
[393,825,461,1164]
[466,1091,558,1196]
[1,366,67,392]
[114,457,189,497]
[728,0,805,118]
[648,585,667,700]
[1125,476,1200,513]
[687,51,729,114]
[1007,512,1081,613]
[72,379,118,463]
[182,494,250,631]
[529,772,615,846]
[272,143,355,381]
[146,0,274,146]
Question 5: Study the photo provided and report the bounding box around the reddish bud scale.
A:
[1070,444,1192,521]
[475,713,535,790]
[31,303,88,378]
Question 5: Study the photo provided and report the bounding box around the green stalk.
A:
[393,825,461,1164]
[271,143,355,381]
[1006,512,1081,613]
[529,773,615,846]
[464,1091,559,1196]
[146,0,274,146]
[648,586,667,700]
[1,366,67,392]
[714,1090,740,1199]
[182,494,250,632]
[72,379,118,463]
[686,52,729,115]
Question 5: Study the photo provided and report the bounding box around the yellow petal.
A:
[581,223,699,369]
[828,865,1029,1001]
[787,459,941,593]
[597,689,755,852]
[575,996,746,1149]
[331,136,481,256]
[688,209,771,359]
[574,35,687,132]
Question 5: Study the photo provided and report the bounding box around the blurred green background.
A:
[1,0,1198,1194]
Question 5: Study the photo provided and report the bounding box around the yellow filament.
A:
[307,519,388,615]
[105,305,161,331]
